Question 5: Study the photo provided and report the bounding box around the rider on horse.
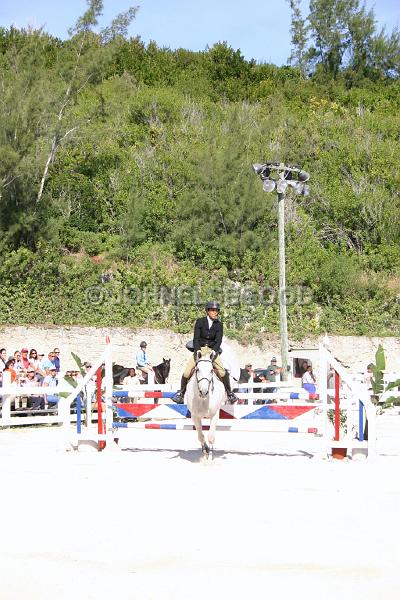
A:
[173,300,238,404]
[136,340,153,382]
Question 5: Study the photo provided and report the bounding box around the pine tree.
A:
[287,0,309,76]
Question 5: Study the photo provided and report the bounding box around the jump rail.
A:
[319,343,376,458]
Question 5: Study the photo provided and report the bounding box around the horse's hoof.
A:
[202,443,210,457]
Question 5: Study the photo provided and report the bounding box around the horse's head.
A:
[162,358,171,381]
[195,351,214,397]
[153,358,171,384]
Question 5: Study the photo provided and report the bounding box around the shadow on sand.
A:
[121,447,315,463]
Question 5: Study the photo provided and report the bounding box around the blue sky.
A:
[0,0,399,65]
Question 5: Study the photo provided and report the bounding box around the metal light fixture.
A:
[302,184,310,196]
[252,162,310,195]
[298,170,310,182]
[263,179,276,192]
[276,179,288,194]
[252,163,265,176]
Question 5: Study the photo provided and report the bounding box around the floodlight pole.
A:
[252,161,310,381]
[277,191,289,380]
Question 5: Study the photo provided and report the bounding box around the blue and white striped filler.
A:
[112,390,177,398]
[111,390,317,400]
[112,422,318,433]
[113,390,129,398]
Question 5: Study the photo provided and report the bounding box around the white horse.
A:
[186,350,226,459]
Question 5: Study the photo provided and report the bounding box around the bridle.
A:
[195,357,214,398]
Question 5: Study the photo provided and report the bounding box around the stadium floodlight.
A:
[293,181,304,195]
[263,179,276,192]
[252,163,265,175]
[276,179,288,194]
[298,170,310,182]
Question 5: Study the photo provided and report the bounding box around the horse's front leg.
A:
[207,410,219,454]
[192,415,209,455]
[192,415,204,446]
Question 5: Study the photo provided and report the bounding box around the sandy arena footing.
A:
[0,414,400,600]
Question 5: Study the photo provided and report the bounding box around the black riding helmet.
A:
[205,300,220,311]
[140,341,147,348]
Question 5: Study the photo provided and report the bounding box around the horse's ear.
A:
[196,350,202,361]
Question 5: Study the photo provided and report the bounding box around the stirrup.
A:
[227,391,238,405]
[172,391,184,404]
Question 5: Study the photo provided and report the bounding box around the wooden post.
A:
[334,370,340,441]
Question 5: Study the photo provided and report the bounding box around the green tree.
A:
[172,106,275,269]
[307,0,400,80]
[287,0,309,76]
[308,0,358,78]
[37,0,138,204]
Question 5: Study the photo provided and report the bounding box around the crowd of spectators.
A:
[236,355,319,402]
[0,347,61,383]
[0,343,150,412]
[0,346,98,411]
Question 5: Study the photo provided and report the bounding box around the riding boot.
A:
[222,372,238,404]
[172,375,189,404]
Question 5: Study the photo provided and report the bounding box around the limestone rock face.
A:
[1,325,399,385]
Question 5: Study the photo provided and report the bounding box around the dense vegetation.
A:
[0,0,399,340]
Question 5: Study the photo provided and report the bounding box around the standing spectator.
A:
[122,368,141,403]
[327,366,335,389]
[266,357,282,383]
[237,363,254,403]
[81,362,96,408]
[136,341,153,381]
[123,368,140,386]
[302,364,317,394]
[53,348,61,373]
[42,366,59,407]
[264,356,282,394]
[0,348,6,373]
[21,348,30,370]
[364,363,374,392]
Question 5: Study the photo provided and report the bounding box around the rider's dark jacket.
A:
[193,317,223,354]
